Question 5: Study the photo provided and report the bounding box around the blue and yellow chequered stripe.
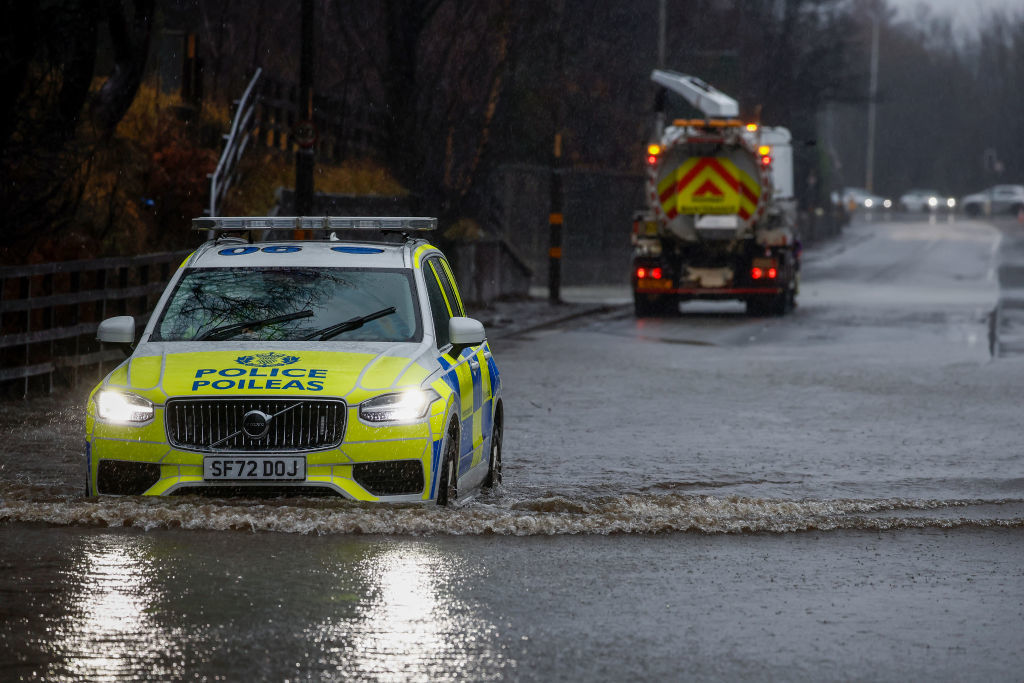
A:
[436,345,495,479]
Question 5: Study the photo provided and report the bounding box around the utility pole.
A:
[865,10,879,194]
[548,0,565,304]
[294,0,315,218]
[653,0,666,145]
[657,0,666,69]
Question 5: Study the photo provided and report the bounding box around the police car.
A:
[85,216,502,505]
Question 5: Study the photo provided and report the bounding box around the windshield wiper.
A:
[198,310,314,341]
[303,306,396,341]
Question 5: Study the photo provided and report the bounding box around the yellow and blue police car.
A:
[85,216,502,505]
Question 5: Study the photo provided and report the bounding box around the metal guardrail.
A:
[209,68,263,217]
[0,251,190,396]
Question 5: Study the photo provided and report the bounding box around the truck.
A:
[632,70,799,317]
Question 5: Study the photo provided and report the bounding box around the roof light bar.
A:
[192,216,438,234]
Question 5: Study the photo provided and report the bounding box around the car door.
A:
[423,256,491,478]
[992,187,1009,213]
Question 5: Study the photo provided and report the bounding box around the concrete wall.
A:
[448,240,533,307]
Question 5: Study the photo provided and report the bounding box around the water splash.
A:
[1,482,1021,536]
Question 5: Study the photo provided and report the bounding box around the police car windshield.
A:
[152,267,421,343]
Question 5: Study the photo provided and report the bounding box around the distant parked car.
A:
[836,187,892,211]
[899,189,956,212]
[961,185,1024,217]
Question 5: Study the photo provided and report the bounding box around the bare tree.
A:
[91,0,155,136]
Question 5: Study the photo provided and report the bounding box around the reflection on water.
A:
[354,546,446,677]
[310,545,510,681]
[0,529,512,681]
[49,536,180,681]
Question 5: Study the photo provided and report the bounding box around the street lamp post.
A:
[865,11,879,194]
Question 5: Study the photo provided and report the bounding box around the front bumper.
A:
[86,404,446,502]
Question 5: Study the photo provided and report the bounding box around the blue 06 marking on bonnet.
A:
[331,246,385,254]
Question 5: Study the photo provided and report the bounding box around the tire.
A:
[745,297,767,316]
[746,292,788,317]
[483,406,503,490]
[965,203,980,217]
[634,293,676,317]
[770,292,789,316]
[84,447,92,497]
[634,293,656,317]
[436,420,459,506]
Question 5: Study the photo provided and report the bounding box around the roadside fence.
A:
[255,76,387,163]
[0,251,190,397]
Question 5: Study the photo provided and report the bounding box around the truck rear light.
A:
[751,267,763,280]
[768,267,777,279]
[646,143,661,165]
[636,267,663,280]
[651,267,662,279]
[636,267,647,279]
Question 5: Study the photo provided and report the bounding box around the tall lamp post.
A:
[864,10,879,194]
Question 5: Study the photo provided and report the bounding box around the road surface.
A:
[1,215,1022,681]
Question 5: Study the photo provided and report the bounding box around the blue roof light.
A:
[331,246,385,254]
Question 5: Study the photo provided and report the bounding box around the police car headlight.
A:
[360,389,440,423]
[95,390,155,424]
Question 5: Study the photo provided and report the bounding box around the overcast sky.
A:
[890,0,1023,27]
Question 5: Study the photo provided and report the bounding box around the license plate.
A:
[637,279,674,291]
[203,456,306,481]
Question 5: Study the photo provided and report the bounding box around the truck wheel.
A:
[965,204,980,217]
[769,292,789,316]
[635,294,677,317]
[635,293,665,317]
[746,294,787,317]
[745,297,767,316]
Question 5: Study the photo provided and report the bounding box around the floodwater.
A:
[3,525,1022,681]
[1,389,1020,536]
[2,216,1024,680]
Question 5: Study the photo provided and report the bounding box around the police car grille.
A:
[165,398,345,452]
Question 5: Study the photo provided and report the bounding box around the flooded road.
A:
[3,525,1023,681]
[2,217,1024,679]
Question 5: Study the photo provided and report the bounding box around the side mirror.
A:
[449,317,485,347]
[97,316,136,344]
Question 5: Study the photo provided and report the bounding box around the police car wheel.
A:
[437,420,459,506]
[483,408,503,489]
[84,449,92,497]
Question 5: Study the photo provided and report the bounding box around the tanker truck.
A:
[632,70,799,317]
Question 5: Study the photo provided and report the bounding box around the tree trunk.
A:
[91,0,155,137]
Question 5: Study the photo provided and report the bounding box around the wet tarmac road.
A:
[2,216,1024,680]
